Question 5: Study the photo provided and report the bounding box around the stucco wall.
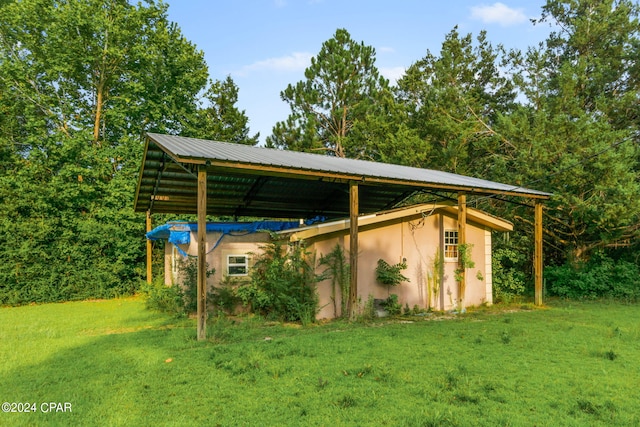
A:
[164,231,271,288]
[311,212,492,319]
[164,214,495,320]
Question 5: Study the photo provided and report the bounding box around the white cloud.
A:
[378,46,395,54]
[470,2,528,27]
[238,52,313,75]
[380,66,406,84]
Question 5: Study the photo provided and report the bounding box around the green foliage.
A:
[454,243,475,283]
[175,257,215,314]
[210,276,242,315]
[267,28,395,158]
[183,76,260,145]
[396,27,516,176]
[140,279,185,317]
[546,253,640,302]
[375,259,409,287]
[241,239,320,323]
[358,294,377,322]
[0,0,257,305]
[381,294,402,316]
[319,244,350,318]
[492,246,527,304]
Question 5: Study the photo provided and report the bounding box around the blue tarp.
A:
[146,220,310,257]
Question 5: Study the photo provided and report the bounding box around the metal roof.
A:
[134,133,550,217]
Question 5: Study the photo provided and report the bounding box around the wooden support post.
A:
[348,182,359,320]
[534,202,543,306]
[458,193,467,310]
[197,165,207,340]
[439,214,445,311]
[146,210,152,284]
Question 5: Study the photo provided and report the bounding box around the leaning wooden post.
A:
[146,210,152,284]
[197,164,208,340]
[457,193,467,310]
[348,182,359,320]
[534,201,544,306]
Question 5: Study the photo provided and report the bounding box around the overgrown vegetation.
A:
[546,253,640,302]
[318,244,350,318]
[0,0,258,306]
[141,257,215,316]
[2,0,640,304]
[2,298,640,426]
[375,259,409,289]
[140,278,185,317]
[237,239,320,323]
[492,246,527,303]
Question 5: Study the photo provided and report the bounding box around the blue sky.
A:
[166,1,552,144]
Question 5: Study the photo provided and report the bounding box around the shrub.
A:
[175,257,215,313]
[210,276,241,315]
[375,259,409,287]
[492,247,527,303]
[140,278,185,316]
[318,244,350,318]
[243,239,320,322]
[381,294,402,316]
[546,253,640,301]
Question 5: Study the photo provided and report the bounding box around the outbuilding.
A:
[149,203,513,318]
[134,133,550,338]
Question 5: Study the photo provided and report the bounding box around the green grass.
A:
[1,298,639,426]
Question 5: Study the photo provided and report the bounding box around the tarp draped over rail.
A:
[146,220,311,257]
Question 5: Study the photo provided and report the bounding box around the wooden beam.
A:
[197,165,207,340]
[146,210,152,284]
[348,182,359,320]
[439,213,445,311]
[458,193,467,310]
[534,202,543,306]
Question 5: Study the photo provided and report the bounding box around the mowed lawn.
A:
[1,297,639,426]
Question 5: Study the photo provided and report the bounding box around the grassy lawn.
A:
[1,298,639,426]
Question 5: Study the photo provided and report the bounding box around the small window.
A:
[227,254,249,276]
[444,230,458,260]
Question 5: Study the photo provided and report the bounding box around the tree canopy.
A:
[0,0,257,304]
[1,0,639,305]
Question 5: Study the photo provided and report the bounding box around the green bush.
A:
[318,244,350,318]
[176,257,215,313]
[375,259,409,287]
[381,294,402,316]
[492,247,527,303]
[140,279,185,316]
[210,276,241,314]
[546,253,640,301]
[242,239,319,323]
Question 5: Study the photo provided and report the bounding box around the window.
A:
[227,254,249,276]
[444,230,458,260]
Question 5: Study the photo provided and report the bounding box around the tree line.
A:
[0,0,638,304]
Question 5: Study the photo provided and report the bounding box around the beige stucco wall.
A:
[164,231,271,288]
[311,212,493,319]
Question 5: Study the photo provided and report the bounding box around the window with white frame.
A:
[227,254,249,276]
[444,230,459,260]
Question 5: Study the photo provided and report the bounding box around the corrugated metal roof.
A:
[134,133,550,217]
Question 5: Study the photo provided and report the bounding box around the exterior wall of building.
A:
[165,231,271,289]
[163,214,496,320]
[311,213,493,319]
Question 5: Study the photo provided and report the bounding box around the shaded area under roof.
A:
[134,133,550,217]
